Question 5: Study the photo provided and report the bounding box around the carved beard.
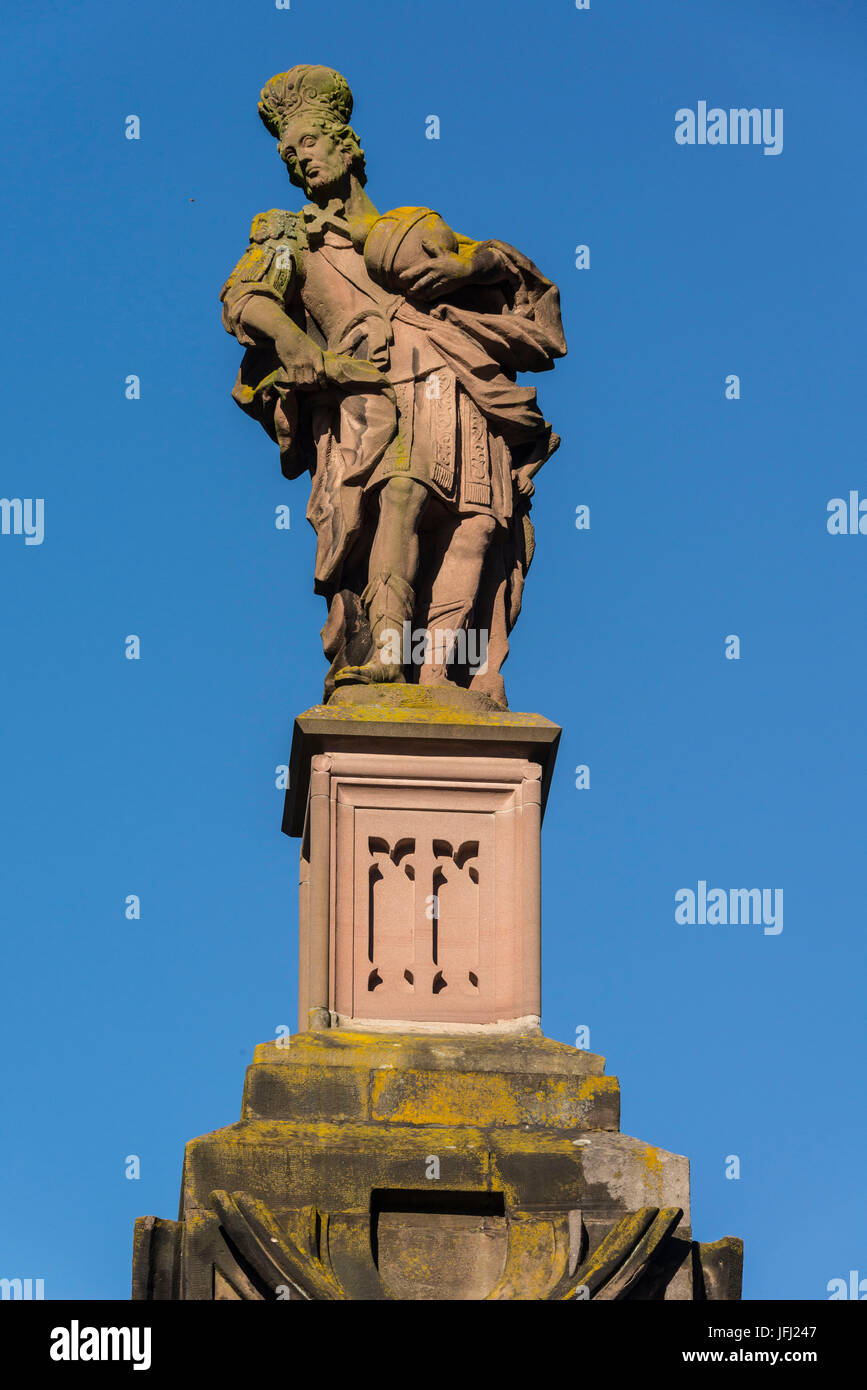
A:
[300,149,353,202]
[304,173,340,200]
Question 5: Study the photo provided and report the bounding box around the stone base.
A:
[132,1030,742,1300]
[285,698,561,1032]
[327,681,505,716]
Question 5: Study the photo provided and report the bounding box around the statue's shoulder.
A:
[371,206,438,243]
[365,207,456,289]
[248,207,307,248]
[221,209,306,308]
[378,205,435,221]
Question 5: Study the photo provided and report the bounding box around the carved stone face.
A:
[279,118,348,198]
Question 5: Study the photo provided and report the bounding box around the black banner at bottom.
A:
[1,1298,860,1376]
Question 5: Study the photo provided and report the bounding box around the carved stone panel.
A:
[351,814,492,1020]
[299,747,543,1029]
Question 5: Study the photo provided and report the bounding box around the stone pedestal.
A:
[132,692,743,1300]
[285,692,560,1032]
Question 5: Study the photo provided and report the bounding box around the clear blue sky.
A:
[1,0,864,1300]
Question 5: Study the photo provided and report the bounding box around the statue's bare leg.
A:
[334,475,429,685]
[417,512,497,689]
[368,475,428,590]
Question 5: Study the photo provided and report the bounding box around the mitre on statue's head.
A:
[258,64,354,138]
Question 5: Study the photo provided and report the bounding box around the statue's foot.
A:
[467,671,508,709]
[333,658,405,687]
[418,664,459,690]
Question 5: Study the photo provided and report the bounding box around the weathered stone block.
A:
[135,1028,742,1300]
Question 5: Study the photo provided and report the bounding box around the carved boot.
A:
[333,571,414,686]
[417,596,472,691]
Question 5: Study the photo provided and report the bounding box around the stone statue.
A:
[220,65,566,708]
